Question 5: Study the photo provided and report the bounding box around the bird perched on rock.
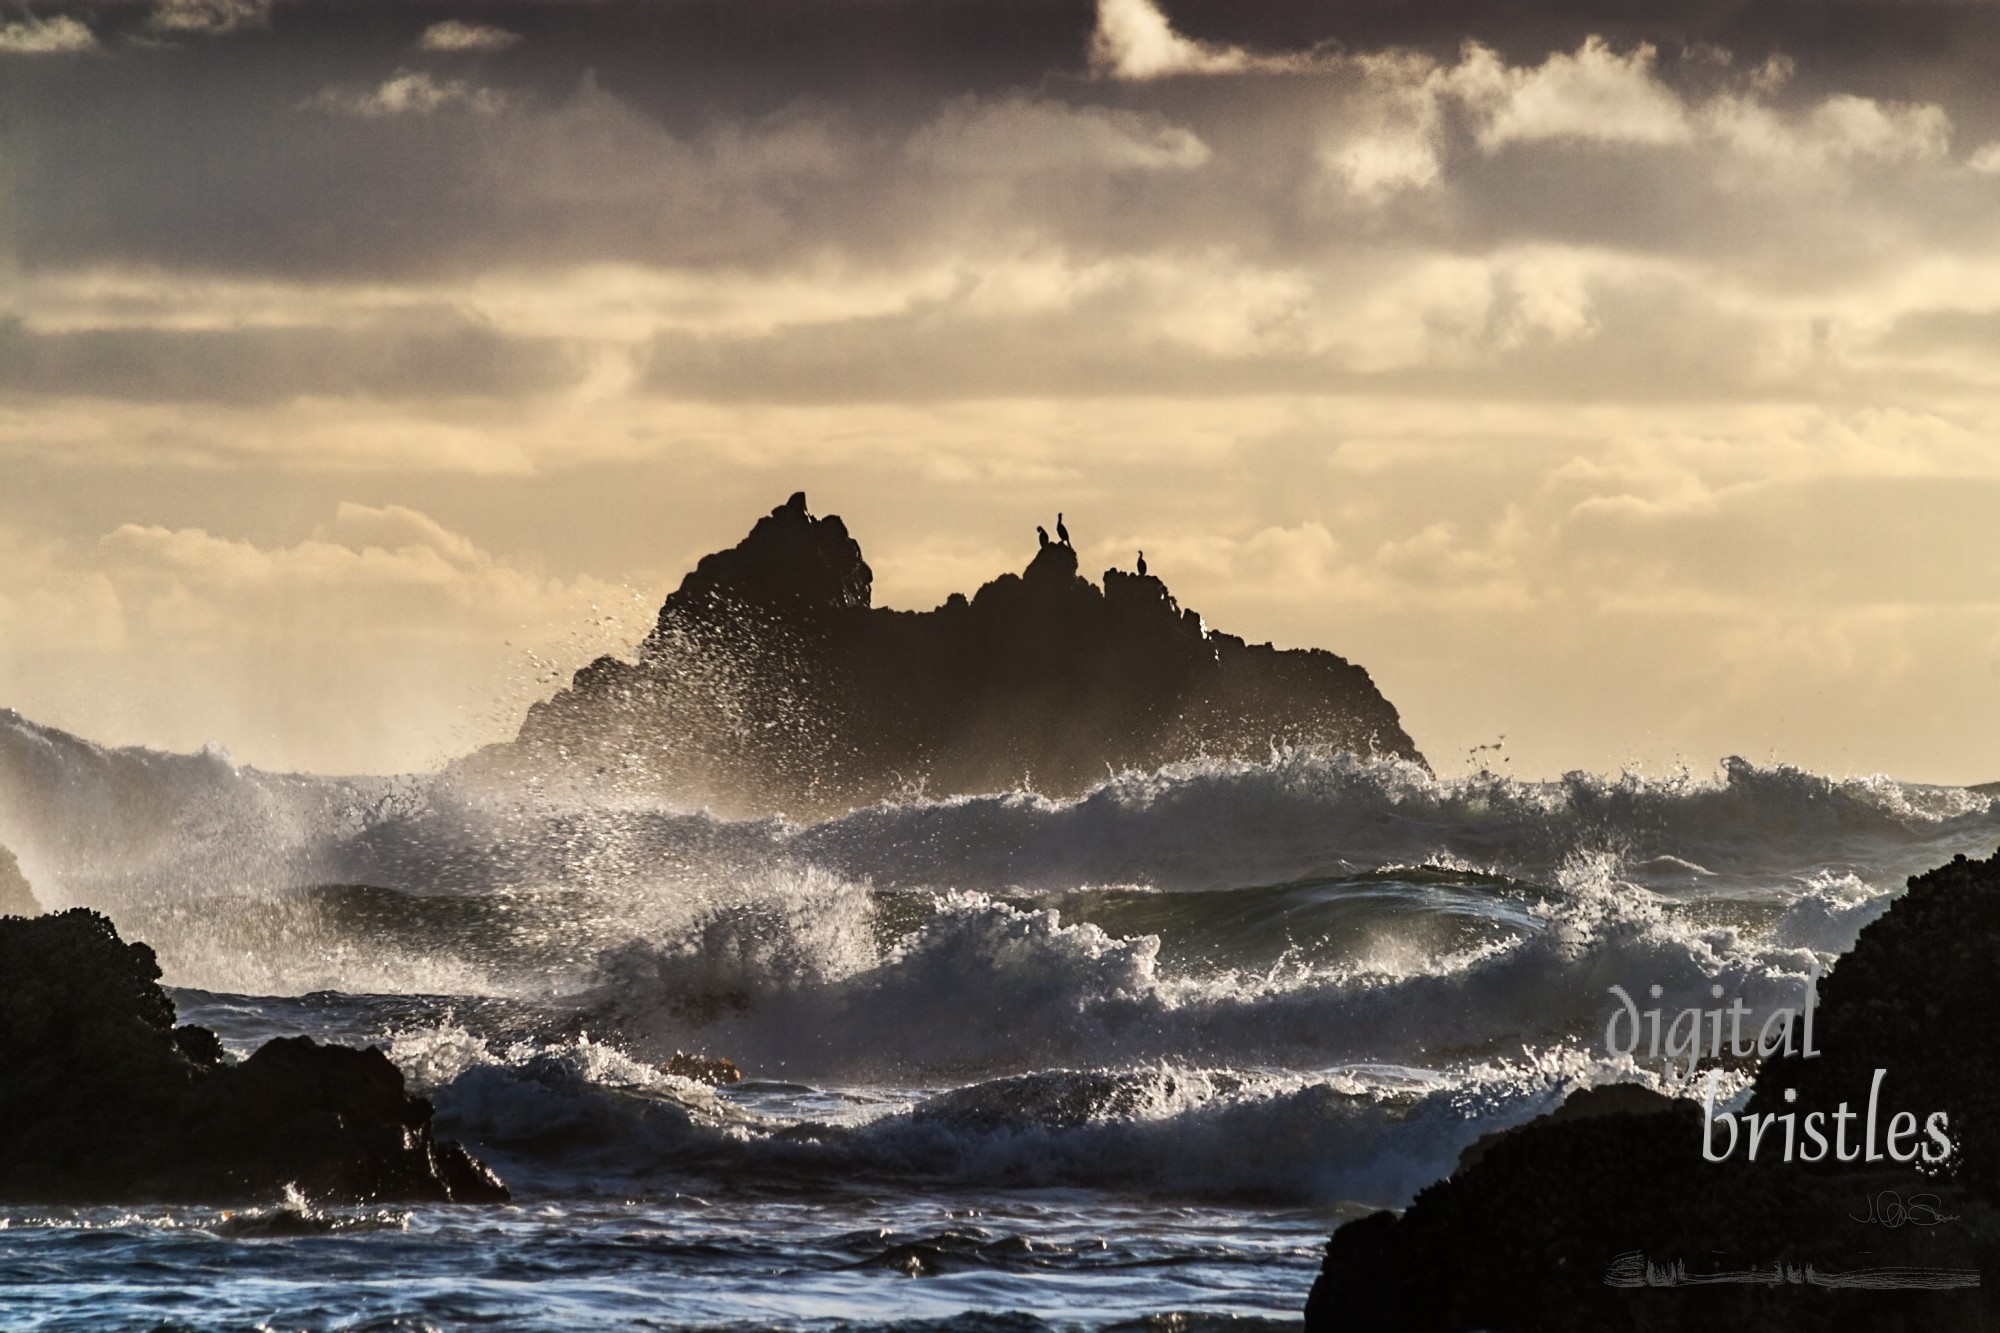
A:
[1137,550,1147,577]
[1037,525,1051,548]
[1056,513,1071,547]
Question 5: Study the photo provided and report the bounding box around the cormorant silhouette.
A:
[1056,513,1071,547]
[1037,525,1051,548]
[1137,550,1147,576]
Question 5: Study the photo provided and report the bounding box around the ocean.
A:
[3,708,1997,1331]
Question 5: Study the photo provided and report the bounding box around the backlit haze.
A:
[4,0,2000,783]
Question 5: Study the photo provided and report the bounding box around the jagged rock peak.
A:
[655,491,871,626]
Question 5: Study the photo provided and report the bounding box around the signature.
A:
[1606,1251,1980,1290]
[1850,1191,1960,1228]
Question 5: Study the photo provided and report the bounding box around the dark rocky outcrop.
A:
[0,908,507,1205]
[489,493,1423,815]
[1305,847,2000,1332]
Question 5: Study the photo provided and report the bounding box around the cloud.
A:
[1878,308,2000,353]
[626,244,1834,406]
[8,20,1975,295]
[1316,53,1448,199]
[0,505,651,773]
[101,506,497,594]
[909,98,1211,173]
[306,69,509,117]
[147,0,269,35]
[5,21,1990,422]
[1449,38,1692,150]
[1318,38,1955,210]
[0,527,124,654]
[0,15,95,54]
[0,313,583,405]
[1805,94,1950,161]
[1089,0,1312,80]
[416,19,522,53]
[1551,472,2000,610]
[636,251,1333,402]
[1704,90,1952,170]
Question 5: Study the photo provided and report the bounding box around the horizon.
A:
[6,0,2000,785]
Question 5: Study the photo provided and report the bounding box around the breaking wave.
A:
[4,707,1995,1207]
[391,1023,1655,1208]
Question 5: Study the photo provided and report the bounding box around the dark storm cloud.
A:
[7,59,894,279]
[1,0,1095,279]
[5,0,2000,424]
[1162,0,2000,65]
[0,315,582,404]
[7,0,2000,282]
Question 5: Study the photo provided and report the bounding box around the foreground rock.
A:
[0,908,507,1205]
[1306,847,2000,1331]
[492,493,1423,815]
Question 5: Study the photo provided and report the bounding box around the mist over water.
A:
[3,705,1996,1328]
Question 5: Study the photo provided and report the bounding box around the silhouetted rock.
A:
[0,843,36,917]
[0,908,507,1205]
[1447,1081,1678,1179]
[1304,847,2000,1332]
[1745,848,2000,1203]
[494,494,1423,814]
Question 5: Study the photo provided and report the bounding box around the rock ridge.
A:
[497,492,1424,815]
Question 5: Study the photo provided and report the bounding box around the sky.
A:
[4,0,2000,783]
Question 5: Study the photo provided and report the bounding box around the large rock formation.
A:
[493,494,1423,815]
[0,908,508,1205]
[1304,848,2000,1331]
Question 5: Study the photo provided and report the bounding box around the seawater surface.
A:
[3,710,1997,1330]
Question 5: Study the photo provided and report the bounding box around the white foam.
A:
[406,1024,1685,1207]
[3,712,1992,1075]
